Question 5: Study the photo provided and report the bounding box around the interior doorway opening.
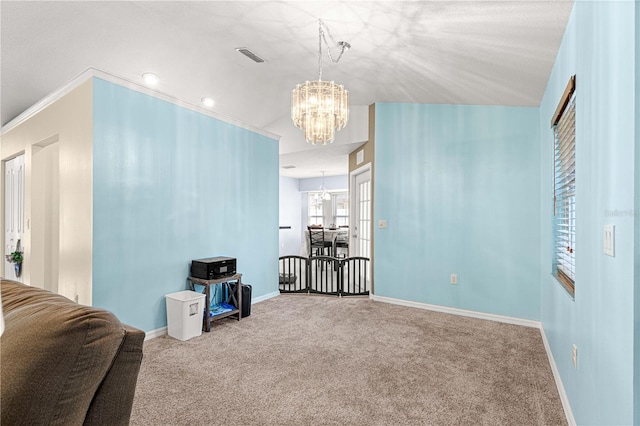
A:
[31,138,60,293]
[4,154,25,281]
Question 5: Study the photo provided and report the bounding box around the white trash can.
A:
[165,290,205,341]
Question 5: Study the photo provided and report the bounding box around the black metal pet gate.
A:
[278,255,370,296]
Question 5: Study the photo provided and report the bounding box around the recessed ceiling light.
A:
[142,73,159,85]
[201,97,214,107]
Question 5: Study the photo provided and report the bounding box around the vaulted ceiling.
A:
[1,1,574,178]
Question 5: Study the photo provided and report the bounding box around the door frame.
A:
[3,153,25,281]
[349,162,372,293]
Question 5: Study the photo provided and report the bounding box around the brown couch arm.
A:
[84,324,145,425]
[1,279,144,425]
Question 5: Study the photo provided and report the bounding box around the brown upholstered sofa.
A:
[1,279,145,425]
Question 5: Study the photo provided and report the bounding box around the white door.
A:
[351,168,371,259]
[4,155,25,281]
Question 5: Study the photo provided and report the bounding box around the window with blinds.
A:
[308,193,324,227]
[552,76,576,295]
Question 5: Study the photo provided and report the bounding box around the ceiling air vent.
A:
[236,47,265,63]
[281,165,296,169]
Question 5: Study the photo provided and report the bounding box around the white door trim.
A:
[350,163,371,180]
[349,162,372,258]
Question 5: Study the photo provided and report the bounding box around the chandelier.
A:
[316,171,332,200]
[292,19,350,145]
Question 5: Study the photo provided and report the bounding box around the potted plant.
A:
[5,241,23,277]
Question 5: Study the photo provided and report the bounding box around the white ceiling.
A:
[1,1,574,178]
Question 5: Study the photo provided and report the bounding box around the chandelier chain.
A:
[318,20,323,81]
[320,20,347,64]
[318,19,348,81]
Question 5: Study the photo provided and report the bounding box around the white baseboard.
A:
[251,291,280,304]
[540,327,576,426]
[144,326,167,341]
[371,294,541,328]
[144,292,279,341]
[372,294,574,426]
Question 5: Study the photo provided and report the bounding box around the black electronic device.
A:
[191,256,237,280]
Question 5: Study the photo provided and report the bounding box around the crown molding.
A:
[2,67,280,141]
[2,68,93,135]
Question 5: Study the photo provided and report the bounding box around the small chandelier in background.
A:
[292,19,350,145]
[314,172,332,201]
[320,171,331,200]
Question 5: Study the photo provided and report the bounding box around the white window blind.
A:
[553,80,576,293]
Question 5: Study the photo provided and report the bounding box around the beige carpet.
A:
[130,295,567,426]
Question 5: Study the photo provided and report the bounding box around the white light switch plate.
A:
[603,224,615,257]
[378,219,387,229]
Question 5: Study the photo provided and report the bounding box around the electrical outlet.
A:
[572,344,578,369]
[450,274,458,285]
[603,224,615,257]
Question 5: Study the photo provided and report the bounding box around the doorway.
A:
[4,154,24,281]
[31,140,60,292]
[350,164,371,259]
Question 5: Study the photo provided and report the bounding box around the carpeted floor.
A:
[130,295,567,426]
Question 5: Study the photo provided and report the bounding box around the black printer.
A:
[190,256,236,280]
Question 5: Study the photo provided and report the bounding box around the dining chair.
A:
[308,226,333,257]
[335,229,349,258]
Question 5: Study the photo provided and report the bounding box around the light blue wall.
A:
[92,78,279,332]
[298,175,348,192]
[634,1,640,423]
[539,2,636,424]
[279,176,301,257]
[374,103,540,320]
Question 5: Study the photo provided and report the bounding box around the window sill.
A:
[552,273,575,301]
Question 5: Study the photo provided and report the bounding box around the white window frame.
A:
[333,192,349,227]
[307,192,324,227]
[552,75,576,296]
[307,191,348,228]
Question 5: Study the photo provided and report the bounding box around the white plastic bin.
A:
[165,290,205,341]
